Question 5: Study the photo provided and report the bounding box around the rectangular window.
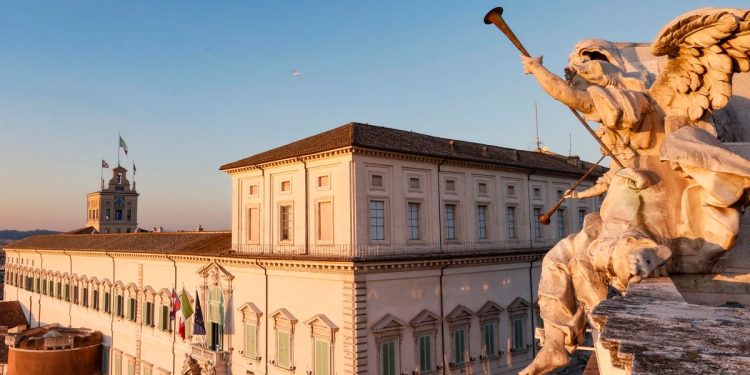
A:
[409,177,420,190]
[144,302,154,326]
[371,174,383,188]
[507,206,517,239]
[49,281,54,296]
[160,305,169,331]
[557,208,566,238]
[407,202,420,240]
[478,182,488,195]
[277,331,291,369]
[445,204,457,240]
[83,287,89,307]
[315,339,330,375]
[445,179,456,192]
[247,207,260,242]
[127,209,132,221]
[534,207,542,239]
[74,285,79,304]
[513,318,525,350]
[317,175,329,188]
[102,346,110,375]
[116,295,124,317]
[115,210,123,221]
[483,323,496,357]
[127,297,137,321]
[127,359,135,375]
[477,205,488,240]
[245,324,257,358]
[380,340,396,375]
[143,365,152,375]
[42,278,47,295]
[114,352,122,375]
[533,187,541,199]
[104,292,112,313]
[369,200,385,241]
[317,201,333,242]
[281,180,291,192]
[35,277,40,292]
[106,209,111,221]
[93,290,100,310]
[418,334,432,372]
[579,209,586,230]
[507,185,516,196]
[64,283,70,301]
[279,205,292,241]
[453,328,467,364]
[249,184,258,195]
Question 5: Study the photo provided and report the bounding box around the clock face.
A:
[115,197,124,206]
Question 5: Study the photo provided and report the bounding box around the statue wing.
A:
[649,8,750,122]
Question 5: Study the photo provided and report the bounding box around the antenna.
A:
[534,102,543,151]
[569,133,572,156]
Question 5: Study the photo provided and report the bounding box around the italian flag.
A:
[119,135,128,155]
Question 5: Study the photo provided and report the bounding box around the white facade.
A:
[3,124,600,375]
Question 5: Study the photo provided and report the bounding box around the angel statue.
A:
[516,8,750,375]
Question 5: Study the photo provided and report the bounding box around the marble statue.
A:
[516,8,750,375]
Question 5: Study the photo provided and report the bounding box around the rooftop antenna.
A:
[569,133,573,156]
[534,102,543,152]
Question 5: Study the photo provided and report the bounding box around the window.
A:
[477,205,488,240]
[102,346,110,375]
[104,292,112,314]
[49,280,54,296]
[281,180,291,192]
[127,209,132,221]
[445,204,457,240]
[579,209,587,229]
[247,207,260,242]
[127,357,135,375]
[507,206,517,239]
[74,285,80,304]
[280,205,292,241]
[207,287,225,351]
[369,200,385,241]
[159,305,170,331]
[249,184,258,195]
[409,177,420,190]
[127,297,137,321]
[557,208,566,238]
[512,318,525,351]
[407,202,420,240]
[245,324,257,359]
[418,334,432,372]
[380,340,397,375]
[64,282,70,301]
[445,179,456,192]
[507,185,516,196]
[315,339,330,375]
[317,175,329,188]
[115,210,123,221]
[106,209,111,221]
[42,277,47,295]
[317,201,333,242]
[94,290,100,310]
[144,301,154,326]
[114,351,122,375]
[116,295,125,317]
[478,182,488,195]
[482,322,497,358]
[533,207,543,239]
[453,327,467,365]
[277,331,292,368]
[83,287,89,307]
[371,174,383,188]
[533,187,541,199]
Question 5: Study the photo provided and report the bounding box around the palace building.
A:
[2,122,601,375]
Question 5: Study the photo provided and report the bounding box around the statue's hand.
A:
[521,55,543,75]
[628,245,671,283]
[563,189,578,199]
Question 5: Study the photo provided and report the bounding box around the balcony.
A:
[232,240,555,260]
[190,344,231,375]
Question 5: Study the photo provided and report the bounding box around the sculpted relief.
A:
[486,7,750,375]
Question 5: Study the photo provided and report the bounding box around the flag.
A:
[193,291,206,335]
[102,159,109,168]
[170,289,180,320]
[119,135,128,155]
[179,289,193,319]
[179,316,185,340]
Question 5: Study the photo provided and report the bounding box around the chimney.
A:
[196,224,204,232]
[448,140,455,152]
[482,146,489,158]
[566,155,581,166]
[512,150,520,161]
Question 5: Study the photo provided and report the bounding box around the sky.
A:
[2,1,748,231]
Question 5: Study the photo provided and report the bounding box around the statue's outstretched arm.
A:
[521,55,594,115]
[566,170,613,199]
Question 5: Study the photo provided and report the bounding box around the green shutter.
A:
[380,341,395,375]
[454,329,466,364]
[277,331,290,368]
[315,339,329,375]
[245,324,257,357]
[419,335,431,371]
[514,319,524,349]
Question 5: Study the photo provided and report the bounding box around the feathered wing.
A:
[649,8,750,122]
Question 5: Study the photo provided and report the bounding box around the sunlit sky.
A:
[2,1,747,231]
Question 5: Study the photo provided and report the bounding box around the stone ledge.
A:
[590,277,750,375]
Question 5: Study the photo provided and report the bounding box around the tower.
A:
[86,166,139,233]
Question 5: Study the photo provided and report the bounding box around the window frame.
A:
[368,199,388,242]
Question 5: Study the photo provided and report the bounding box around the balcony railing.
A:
[191,344,231,365]
[232,240,556,259]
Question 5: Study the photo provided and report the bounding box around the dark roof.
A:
[219,122,601,177]
[6,232,231,256]
[0,301,27,329]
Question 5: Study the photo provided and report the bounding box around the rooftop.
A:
[5,325,102,351]
[220,122,603,177]
[6,232,231,256]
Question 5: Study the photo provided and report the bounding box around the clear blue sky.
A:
[2,1,747,231]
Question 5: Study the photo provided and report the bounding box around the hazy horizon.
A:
[3,1,746,231]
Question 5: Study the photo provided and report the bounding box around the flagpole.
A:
[100,156,104,190]
[117,133,121,167]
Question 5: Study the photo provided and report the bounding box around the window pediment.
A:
[239,302,263,323]
[446,305,474,324]
[477,301,504,319]
[507,297,530,313]
[197,262,234,282]
[372,314,405,335]
[305,314,339,342]
[272,308,298,333]
[409,310,440,331]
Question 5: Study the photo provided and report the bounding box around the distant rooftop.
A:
[5,325,102,351]
[6,232,231,256]
[220,122,602,177]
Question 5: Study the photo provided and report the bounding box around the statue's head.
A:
[566,39,646,91]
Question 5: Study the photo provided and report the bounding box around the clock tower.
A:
[86,166,139,233]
